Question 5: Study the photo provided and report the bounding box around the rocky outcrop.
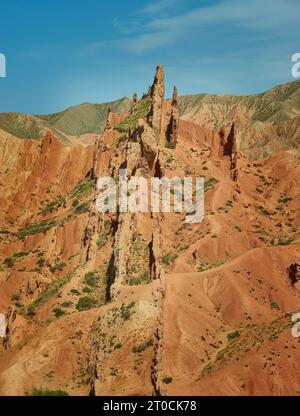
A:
[220,123,240,182]
[106,106,112,129]
[165,87,179,149]
[2,66,300,397]
[147,65,165,137]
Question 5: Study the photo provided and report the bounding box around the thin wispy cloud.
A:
[139,0,182,15]
[147,0,300,31]
[115,0,300,54]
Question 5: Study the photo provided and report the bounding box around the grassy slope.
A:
[0,97,131,141]
[40,97,131,135]
[179,79,300,123]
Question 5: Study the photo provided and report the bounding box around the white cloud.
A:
[140,0,182,15]
[120,0,300,53]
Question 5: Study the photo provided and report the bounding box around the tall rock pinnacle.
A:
[166,86,179,148]
[147,65,165,135]
[130,92,138,114]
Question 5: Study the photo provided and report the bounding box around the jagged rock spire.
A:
[166,86,179,149]
[106,106,112,129]
[130,92,138,114]
[132,92,138,105]
[172,86,178,106]
[147,65,165,135]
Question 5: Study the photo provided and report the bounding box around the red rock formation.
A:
[166,86,179,149]
[0,67,300,397]
[147,65,165,136]
[106,106,112,129]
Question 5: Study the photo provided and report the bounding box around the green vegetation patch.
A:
[97,220,111,249]
[76,296,96,311]
[42,196,66,214]
[27,272,74,317]
[84,271,99,287]
[120,301,135,320]
[162,376,173,384]
[129,271,150,286]
[18,219,56,239]
[53,307,65,318]
[197,258,225,272]
[128,238,151,285]
[227,330,240,341]
[133,339,154,353]
[74,202,90,215]
[115,95,151,133]
[3,251,29,268]
[31,388,69,396]
[50,261,66,273]
[162,251,178,267]
[204,178,219,192]
[69,177,95,201]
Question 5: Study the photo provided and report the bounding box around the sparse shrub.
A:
[31,388,69,396]
[162,376,173,384]
[162,251,178,267]
[76,296,96,311]
[3,251,29,268]
[132,339,154,353]
[42,196,66,214]
[270,301,280,311]
[204,178,219,192]
[61,301,72,308]
[50,261,66,273]
[27,273,74,317]
[74,202,90,215]
[128,271,150,286]
[197,258,225,272]
[37,257,45,268]
[114,343,122,350]
[53,308,65,318]
[115,95,151,133]
[227,330,240,341]
[69,178,94,200]
[18,220,56,238]
[184,166,192,175]
[120,302,135,320]
[27,304,36,317]
[84,271,98,287]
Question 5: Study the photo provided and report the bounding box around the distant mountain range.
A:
[0,79,300,158]
[0,97,131,143]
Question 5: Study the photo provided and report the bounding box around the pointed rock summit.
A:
[130,92,138,114]
[166,86,179,149]
[147,65,165,135]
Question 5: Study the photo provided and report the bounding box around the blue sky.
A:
[0,0,299,114]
